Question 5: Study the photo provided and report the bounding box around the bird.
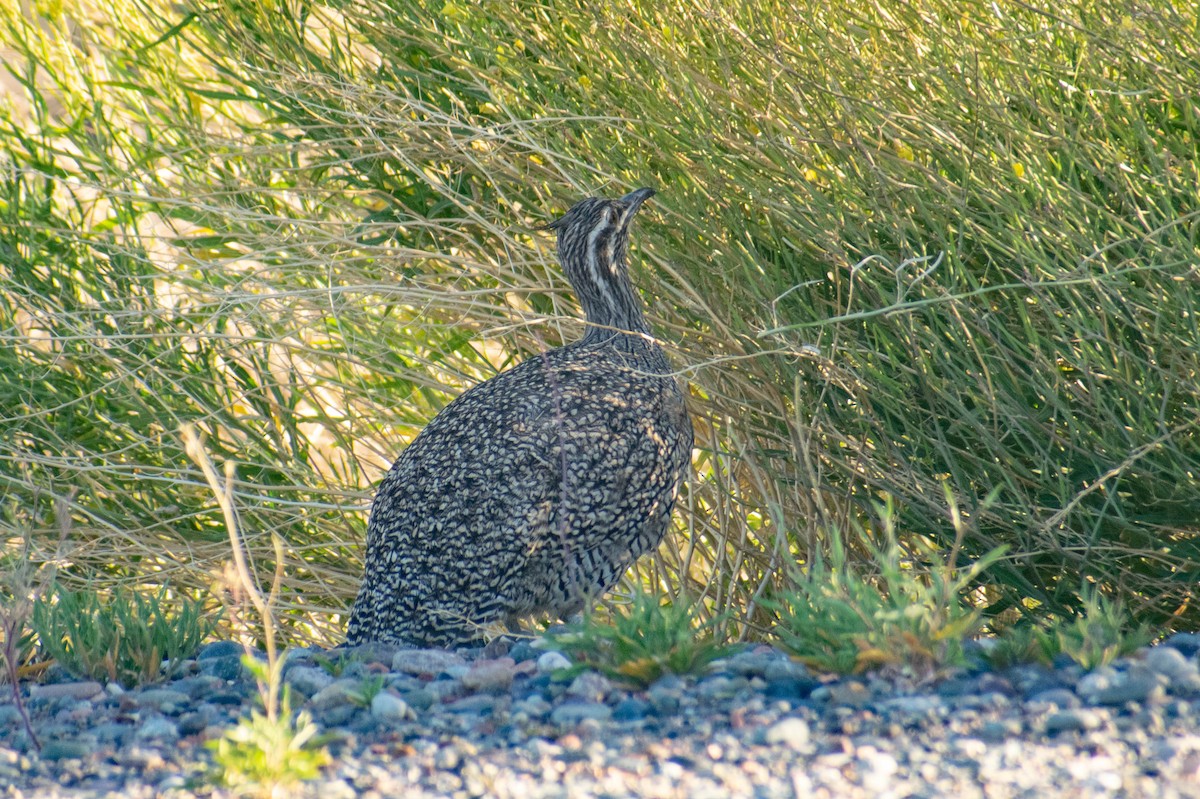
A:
[345,188,693,648]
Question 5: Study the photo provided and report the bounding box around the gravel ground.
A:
[4,634,1200,798]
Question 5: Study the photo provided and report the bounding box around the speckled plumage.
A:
[346,189,693,647]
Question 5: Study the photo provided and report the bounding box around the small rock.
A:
[134,688,191,714]
[135,715,180,743]
[647,676,684,714]
[763,658,812,682]
[197,641,244,660]
[765,717,810,750]
[391,649,467,676]
[1027,688,1082,710]
[91,722,134,746]
[338,641,402,666]
[824,681,872,708]
[512,696,553,719]
[1075,667,1118,702]
[566,671,612,702]
[402,688,436,712]
[285,666,336,697]
[199,656,244,682]
[40,740,92,761]
[698,676,745,701]
[508,641,540,663]
[29,682,103,701]
[178,711,210,737]
[1045,709,1103,734]
[462,658,517,693]
[444,694,497,714]
[880,695,942,714]
[536,651,572,674]
[309,679,364,711]
[763,677,817,702]
[1144,646,1200,682]
[1090,667,1166,706]
[612,697,653,722]
[550,702,612,725]
[370,691,413,723]
[720,649,781,678]
[1161,634,1200,658]
[423,678,464,703]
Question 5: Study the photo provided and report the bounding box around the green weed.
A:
[31,584,216,688]
[547,588,732,687]
[767,497,1006,675]
[986,586,1154,670]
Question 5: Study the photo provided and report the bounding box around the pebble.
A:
[1045,709,1104,734]
[7,635,1200,798]
[369,691,413,723]
[764,717,811,750]
[461,658,517,693]
[391,649,467,676]
[285,666,336,697]
[29,681,103,701]
[565,670,612,702]
[536,651,572,674]
[550,701,613,725]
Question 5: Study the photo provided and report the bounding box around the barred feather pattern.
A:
[346,189,692,647]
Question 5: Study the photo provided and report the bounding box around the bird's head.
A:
[543,188,656,333]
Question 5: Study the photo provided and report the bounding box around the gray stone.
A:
[391,649,467,676]
[370,691,414,723]
[309,679,363,711]
[1090,667,1166,706]
[199,656,243,682]
[536,651,572,674]
[1162,633,1200,658]
[1045,709,1103,734]
[444,694,497,714]
[880,695,943,714]
[550,701,612,725]
[512,696,553,720]
[29,682,103,701]
[40,740,92,761]
[1075,667,1118,702]
[89,722,134,746]
[134,714,180,743]
[197,641,244,660]
[401,688,436,712]
[285,665,336,697]
[134,688,191,714]
[612,697,653,722]
[566,671,612,702]
[462,658,517,693]
[1027,688,1082,709]
[765,717,811,750]
[1144,646,1200,682]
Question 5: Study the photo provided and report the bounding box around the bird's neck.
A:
[575,266,651,345]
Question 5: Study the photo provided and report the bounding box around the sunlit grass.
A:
[0,0,1196,646]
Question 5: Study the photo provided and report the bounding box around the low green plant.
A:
[31,584,216,688]
[986,586,1153,671]
[767,497,1006,675]
[312,652,352,678]
[185,425,330,797]
[208,655,330,798]
[547,588,732,687]
[347,673,387,707]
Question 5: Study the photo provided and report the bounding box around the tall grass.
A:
[1,0,1197,644]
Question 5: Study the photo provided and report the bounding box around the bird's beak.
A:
[621,187,656,216]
